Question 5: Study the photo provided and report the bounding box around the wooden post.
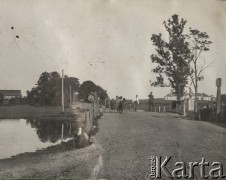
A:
[61,123,64,141]
[216,78,222,121]
[164,106,166,112]
[77,127,82,135]
[159,106,161,112]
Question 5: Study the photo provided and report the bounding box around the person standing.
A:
[110,98,115,112]
[115,96,119,113]
[122,98,126,113]
[105,97,110,113]
[129,102,132,112]
[148,92,154,112]
[118,97,123,114]
[134,95,139,112]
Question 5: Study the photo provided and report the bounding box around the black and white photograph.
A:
[0,0,226,179]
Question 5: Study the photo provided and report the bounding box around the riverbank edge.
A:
[0,141,103,178]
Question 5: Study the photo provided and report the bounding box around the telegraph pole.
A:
[69,85,72,107]
[62,69,64,112]
[72,89,74,105]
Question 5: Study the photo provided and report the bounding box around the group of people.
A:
[104,95,138,113]
[105,92,154,113]
[109,96,126,113]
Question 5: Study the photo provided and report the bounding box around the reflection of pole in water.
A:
[61,123,64,141]
[69,122,72,135]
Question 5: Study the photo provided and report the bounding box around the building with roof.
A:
[0,90,22,104]
[164,93,215,101]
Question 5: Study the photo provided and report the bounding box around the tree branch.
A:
[195,49,202,62]
[189,73,196,90]
[197,60,213,78]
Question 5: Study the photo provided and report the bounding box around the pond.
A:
[0,119,78,159]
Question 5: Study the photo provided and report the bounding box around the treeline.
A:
[26,71,108,106]
[78,80,108,101]
[27,71,79,106]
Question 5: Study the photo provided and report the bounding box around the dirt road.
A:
[62,112,226,179]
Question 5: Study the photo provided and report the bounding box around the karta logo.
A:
[149,156,225,179]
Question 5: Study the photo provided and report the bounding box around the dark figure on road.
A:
[105,98,110,109]
[115,96,120,112]
[118,98,122,113]
[118,96,123,113]
[122,98,126,112]
[129,102,132,111]
[148,92,154,112]
[110,99,115,112]
[206,104,213,121]
[133,95,139,112]
[119,98,126,114]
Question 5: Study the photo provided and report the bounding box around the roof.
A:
[165,92,214,98]
[139,98,171,104]
[165,93,190,97]
[165,93,175,97]
[0,90,22,96]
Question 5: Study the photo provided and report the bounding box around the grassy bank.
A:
[0,105,76,120]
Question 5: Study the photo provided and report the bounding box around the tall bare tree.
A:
[188,29,212,117]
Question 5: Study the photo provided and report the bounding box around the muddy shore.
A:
[0,139,102,178]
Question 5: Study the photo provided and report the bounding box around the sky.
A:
[0,0,226,99]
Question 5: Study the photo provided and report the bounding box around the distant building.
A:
[193,93,215,101]
[164,93,178,101]
[164,93,190,101]
[164,92,215,101]
[0,90,22,102]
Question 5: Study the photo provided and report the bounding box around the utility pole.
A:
[62,69,64,112]
[72,89,74,105]
[69,85,72,107]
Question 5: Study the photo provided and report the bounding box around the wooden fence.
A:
[72,94,102,147]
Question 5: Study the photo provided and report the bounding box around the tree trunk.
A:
[194,87,198,120]
[194,61,198,120]
[177,82,181,113]
[177,100,180,113]
[183,99,186,116]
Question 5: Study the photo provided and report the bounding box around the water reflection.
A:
[26,119,78,143]
[0,119,78,159]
